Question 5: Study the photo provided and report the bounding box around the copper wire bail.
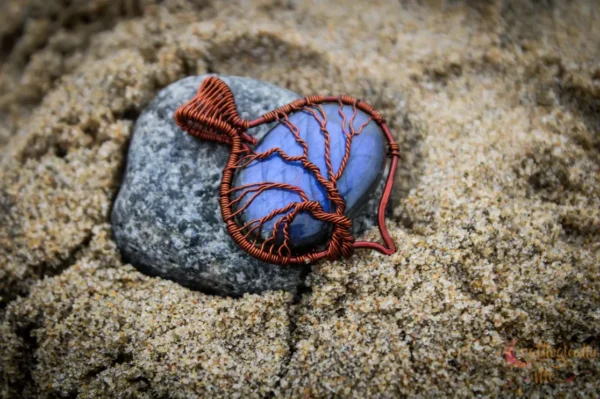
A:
[175,76,400,266]
[174,77,254,147]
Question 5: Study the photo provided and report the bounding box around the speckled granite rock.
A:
[111,75,386,296]
[111,75,307,296]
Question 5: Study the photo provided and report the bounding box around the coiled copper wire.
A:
[175,76,399,265]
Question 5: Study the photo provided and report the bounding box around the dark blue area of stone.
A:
[233,104,386,249]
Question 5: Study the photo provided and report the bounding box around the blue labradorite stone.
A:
[233,103,386,250]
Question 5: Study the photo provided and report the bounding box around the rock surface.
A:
[111,75,308,296]
[233,104,386,249]
[111,75,387,296]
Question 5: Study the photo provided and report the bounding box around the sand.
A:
[1,0,599,397]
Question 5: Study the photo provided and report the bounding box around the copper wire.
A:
[175,76,400,265]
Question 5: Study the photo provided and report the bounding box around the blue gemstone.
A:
[232,103,386,250]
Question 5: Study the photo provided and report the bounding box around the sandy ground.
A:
[1,0,599,397]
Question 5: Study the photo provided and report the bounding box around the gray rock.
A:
[111,75,387,297]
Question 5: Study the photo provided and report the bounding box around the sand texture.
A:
[1,0,599,397]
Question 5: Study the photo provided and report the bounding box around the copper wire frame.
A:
[175,77,400,265]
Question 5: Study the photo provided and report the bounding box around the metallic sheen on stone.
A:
[233,105,386,249]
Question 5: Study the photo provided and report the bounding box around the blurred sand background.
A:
[0,0,599,397]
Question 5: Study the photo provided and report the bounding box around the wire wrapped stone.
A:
[174,76,400,266]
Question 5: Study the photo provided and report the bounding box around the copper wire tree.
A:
[175,77,399,265]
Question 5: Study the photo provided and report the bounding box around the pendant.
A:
[174,77,399,265]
